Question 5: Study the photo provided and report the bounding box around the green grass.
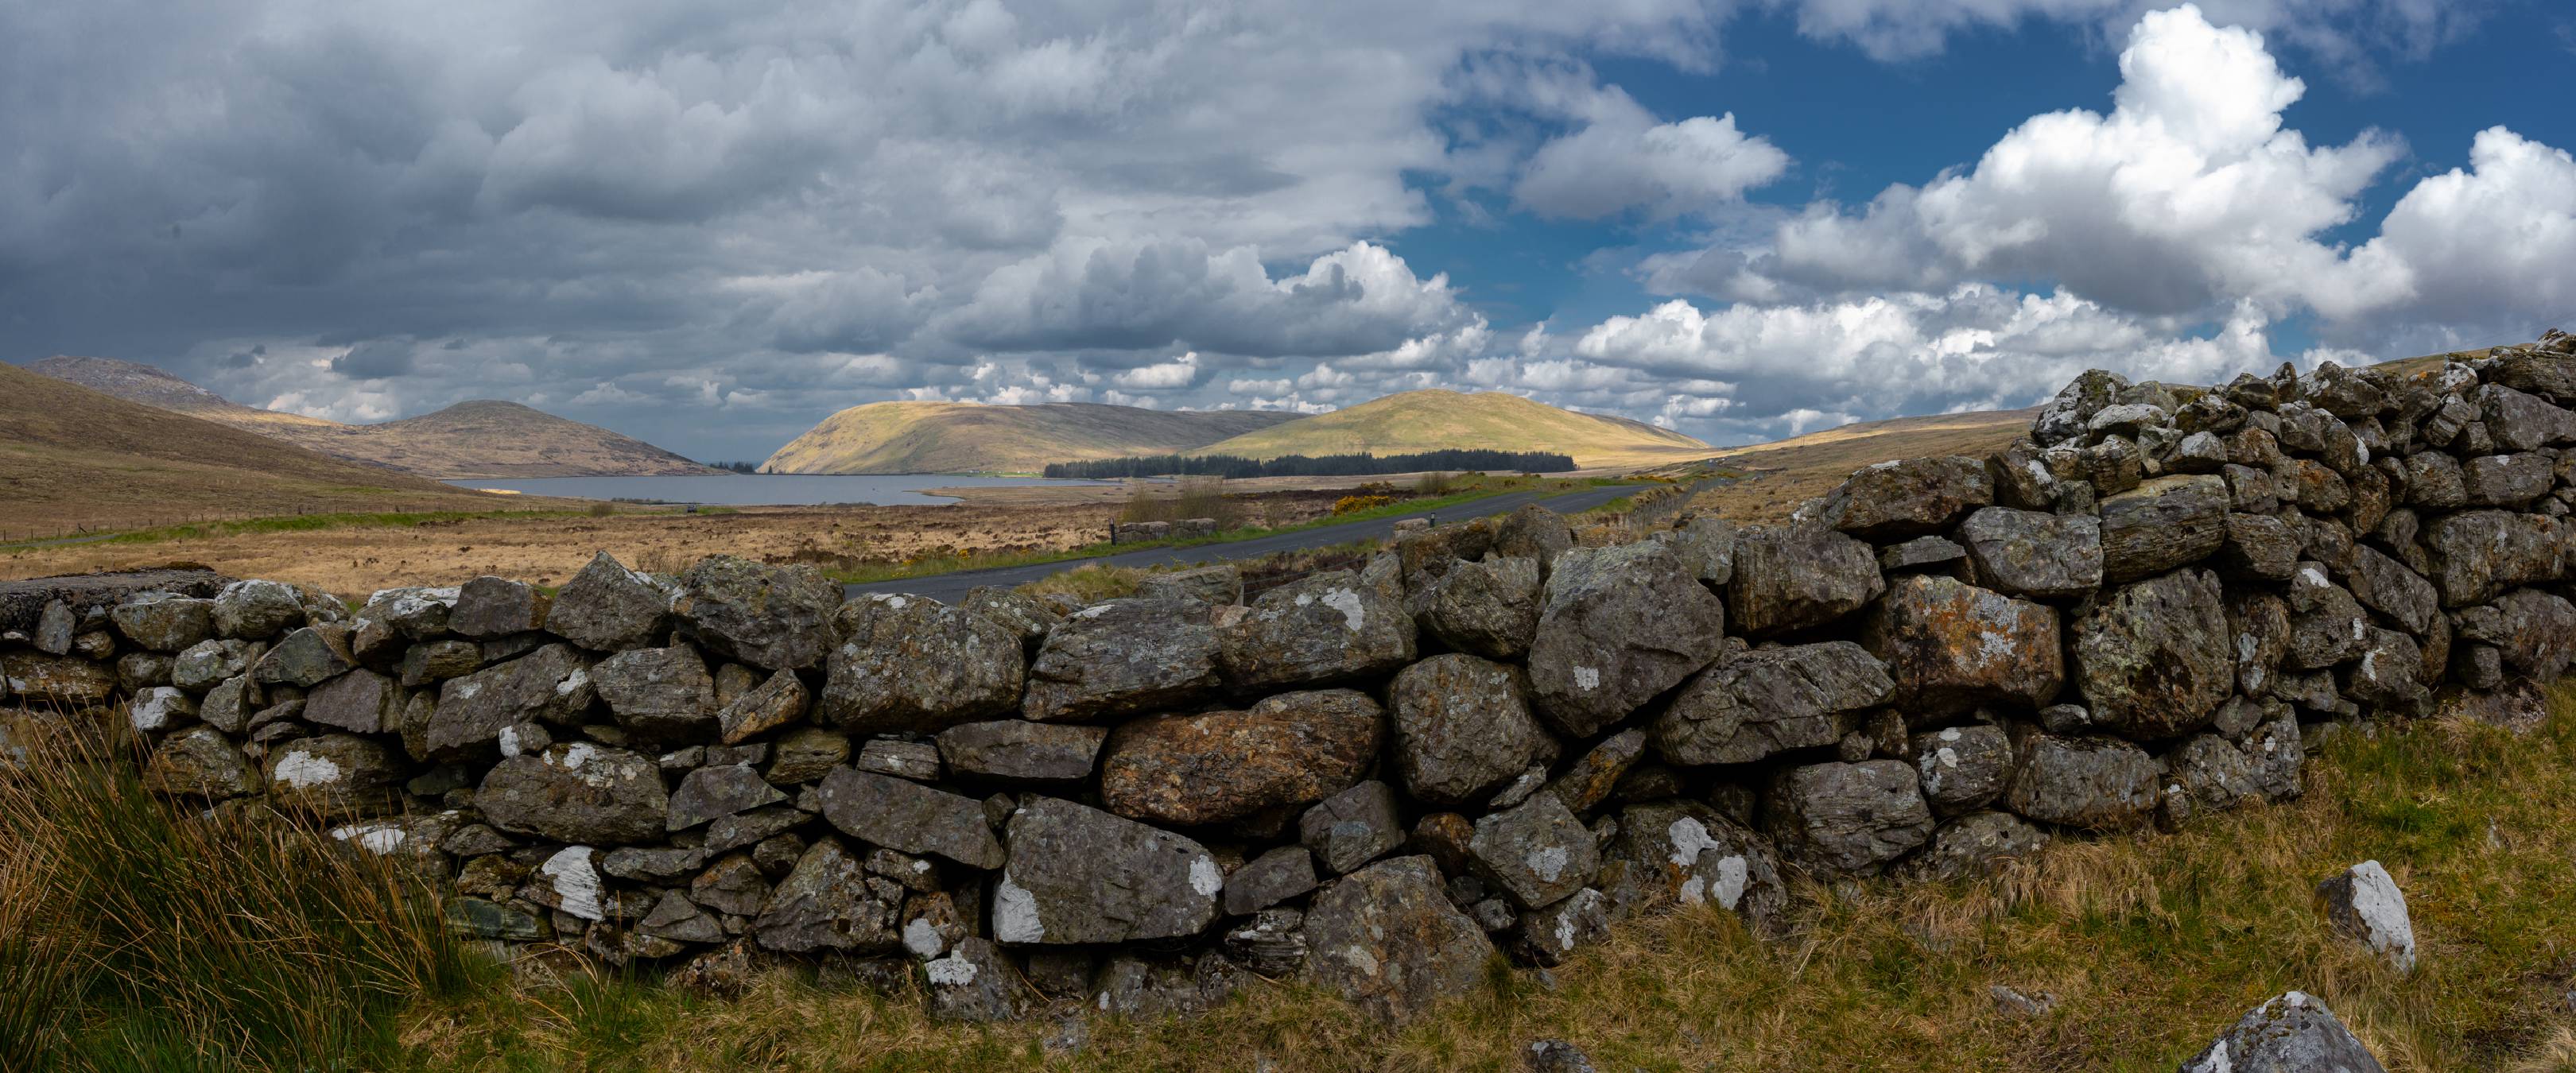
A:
[0,508,615,552]
[380,682,2576,1071]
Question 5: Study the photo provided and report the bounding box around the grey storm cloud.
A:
[0,0,2536,460]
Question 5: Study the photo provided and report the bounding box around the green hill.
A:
[26,356,719,478]
[1194,389,1713,470]
[761,401,1298,475]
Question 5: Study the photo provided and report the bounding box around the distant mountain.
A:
[0,362,516,534]
[1194,389,1713,470]
[26,356,718,478]
[762,401,1299,475]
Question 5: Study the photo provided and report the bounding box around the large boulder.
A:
[2179,991,2387,1073]
[2097,475,2229,583]
[448,576,540,639]
[476,742,671,844]
[1651,641,1891,766]
[1467,793,1599,909]
[1301,856,1496,1023]
[1526,540,1727,738]
[2002,733,2158,831]
[673,556,840,671]
[543,552,673,652]
[752,837,902,954]
[817,768,1007,869]
[214,579,308,640]
[2423,510,2568,607]
[821,594,1024,733]
[936,720,1109,784]
[1761,761,1935,877]
[425,644,594,761]
[1021,597,1221,722]
[992,796,1221,944]
[1389,654,1554,808]
[1727,523,1884,637]
[111,594,215,653]
[1596,801,1789,937]
[1492,504,1575,572]
[1098,689,1381,826]
[592,643,718,742]
[1415,556,1542,660]
[2462,453,2554,507]
[1955,508,2101,598]
[2070,568,2233,738]
[1216,571,1415,691]
[1815,455,1994,540]
[2476,383,2576,451]
[1860,575,2063,718]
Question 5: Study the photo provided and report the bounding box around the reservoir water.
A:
[443,474,1114,506]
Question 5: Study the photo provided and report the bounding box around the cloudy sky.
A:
[5,1,2574,461]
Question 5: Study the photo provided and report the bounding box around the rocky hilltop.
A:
[26,356,717,478]
[5,333,2571,1062]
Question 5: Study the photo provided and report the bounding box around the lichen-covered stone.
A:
[2070,568,2232,738]
[668,763,789,831]
[1301,856,1496,1022]
[252,626,355,688]
[674,556,840,671]
[2002,733,2158,831]
[476,742,670,844]
[1468,793,1599,909]
[144,725,259,799]
[1727,523,1885,637]
[305,668,398,734]
[426,644,592,761]
[1651,641,1891,765]
[111,594,215,652]
[1216,571,1415,691]
[1525,540,1726,738]
[592,643,717,742]
[1300,780,1406,875]
[265,733,402,818]
[1416,556,1542,660]
[2181,992,2388,1073]
[960,586,1060,653]
[1891,812,2047,883]
[992,796,1221,945]
[214,579,308,640]
[1021,597,1220,722]
[2423,509,2568,607]
[448,576,540,639]
[935,720,1108,784]
[543,552,673,652]
[1955,507,2101,598]
[1816,455,1994,540]
[1911,724,2013,815]
[1390,654,1553,808]
[753,837,901,954]
[818,768,1006,869]
[1100,689,1380,826]
[2097,475,2229,583]
[822,594,1024,733]
[1596,801,1789,937]
[1860,575,2062,718]
[1761,760,1934,876]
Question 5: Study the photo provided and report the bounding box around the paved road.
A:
[844,482,1647,603]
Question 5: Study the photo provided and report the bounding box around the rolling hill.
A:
[762,401,1298,474]
[25,356,719,478]
[0,362,529,536]
[1193,389,1714,470]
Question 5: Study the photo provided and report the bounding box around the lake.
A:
[443,474,1115,506]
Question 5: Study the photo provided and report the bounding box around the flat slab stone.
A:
[992,796,1220,945]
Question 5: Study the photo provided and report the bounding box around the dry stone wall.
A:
[4,335,2575,1028]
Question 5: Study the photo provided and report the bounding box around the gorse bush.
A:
[0,709,484,1071]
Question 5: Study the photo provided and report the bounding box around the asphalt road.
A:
[844,482,1647,603]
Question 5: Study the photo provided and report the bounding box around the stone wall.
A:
[3,336,2574,1025]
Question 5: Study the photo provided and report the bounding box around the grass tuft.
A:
[0,707,487,1070]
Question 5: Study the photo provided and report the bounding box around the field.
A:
[1682,409,2039,523]
[11,683,2576,1070]
[1196,389,1715,471]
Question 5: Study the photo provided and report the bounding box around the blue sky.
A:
[4,1,2574,458]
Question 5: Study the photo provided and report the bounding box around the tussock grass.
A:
[388,683,2576,1071]
[0,708,487,1071]
[1118,476,1244,529]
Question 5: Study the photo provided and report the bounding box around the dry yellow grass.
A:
[1685,409,2038,522]
[1197,389,1715,471]
[382,683,2576,1071]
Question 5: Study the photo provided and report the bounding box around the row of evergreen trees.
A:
[1042,448,1576,480]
